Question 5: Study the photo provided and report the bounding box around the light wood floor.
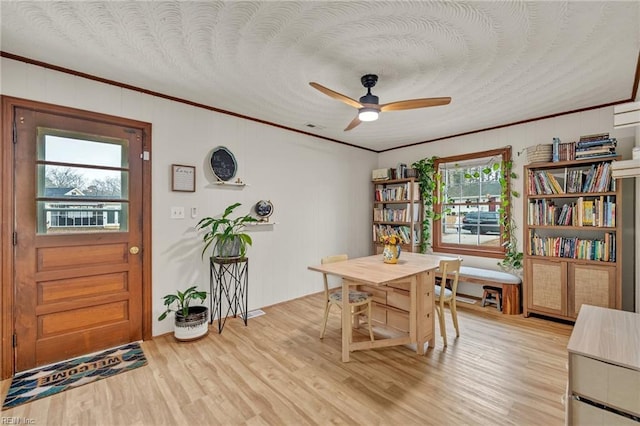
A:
[1,294,574,425]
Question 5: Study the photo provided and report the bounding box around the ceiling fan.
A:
[309,74,451,131]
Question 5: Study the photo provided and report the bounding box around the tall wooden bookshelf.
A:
[372,178,422,254]
[523,157,622,321]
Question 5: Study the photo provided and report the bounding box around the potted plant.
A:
[158,285,209,341]
[196,202,258,258]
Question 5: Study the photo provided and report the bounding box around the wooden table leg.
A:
[416,270,435,354]
[341,280,351,362]
[428,270,435,349]
[410,276,421,355]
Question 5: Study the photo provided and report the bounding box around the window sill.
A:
[433,245,506,259]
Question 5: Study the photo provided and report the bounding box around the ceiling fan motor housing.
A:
[360,93,379,104]
[360,74,379,105]
[361,74,378,88]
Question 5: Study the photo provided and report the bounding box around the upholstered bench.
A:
[436,266,522,315]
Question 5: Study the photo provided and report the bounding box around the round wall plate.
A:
[255,200,274,220]
[209,146,237,182]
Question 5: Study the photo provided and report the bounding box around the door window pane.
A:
[38,202,128,233]
[37,165,128,199]
[38,133,127,168]
[36,131,129,234]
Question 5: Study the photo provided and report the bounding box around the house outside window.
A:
[433,147,511,258]
[44,188,121,232]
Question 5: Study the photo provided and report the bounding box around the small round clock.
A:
[209,146,237,182]
[255,200,274,222]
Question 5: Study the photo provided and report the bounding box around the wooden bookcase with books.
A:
[372,178,422,254]
[523,157,622,322]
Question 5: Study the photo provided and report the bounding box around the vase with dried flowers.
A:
[380,234,402,264]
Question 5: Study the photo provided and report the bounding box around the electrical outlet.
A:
[170,206,185,219]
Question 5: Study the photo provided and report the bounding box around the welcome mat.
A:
[2,342,147,410]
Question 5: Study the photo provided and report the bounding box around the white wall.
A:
[379,108,637,297]
[1,57,378,335]
[2,55,636,327]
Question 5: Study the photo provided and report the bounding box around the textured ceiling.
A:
[1,1,639,152]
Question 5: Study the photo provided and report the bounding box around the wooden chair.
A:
[319,254,374,342]
[435,258,462,347]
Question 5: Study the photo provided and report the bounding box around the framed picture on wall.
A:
[171,164,196,192]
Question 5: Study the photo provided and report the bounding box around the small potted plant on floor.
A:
[158,285,208,341]
[196,202,258,259]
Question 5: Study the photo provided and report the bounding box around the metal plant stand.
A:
[210,256,249,333]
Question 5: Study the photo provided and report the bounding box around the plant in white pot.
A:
[196,202,258,259]
[158,285,208,341]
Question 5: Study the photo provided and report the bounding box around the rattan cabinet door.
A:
[526,258,567,317]
[568,263,616,318]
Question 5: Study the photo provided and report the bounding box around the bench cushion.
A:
[459,266,521,284]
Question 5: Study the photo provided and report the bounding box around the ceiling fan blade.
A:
[309,82,363,109]
[344,116,362,131]
[380,97,451,112]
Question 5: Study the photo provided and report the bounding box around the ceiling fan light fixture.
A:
[358,107,379,122]
[309,74,450,131]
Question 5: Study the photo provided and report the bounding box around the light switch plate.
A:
[170,206,185,219]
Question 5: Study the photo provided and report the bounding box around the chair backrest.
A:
[321,254,348,298]
[438,258,462,301]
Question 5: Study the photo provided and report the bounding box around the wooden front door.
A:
[13,106,146,372]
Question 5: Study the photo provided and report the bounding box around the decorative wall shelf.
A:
[207,181,248,188]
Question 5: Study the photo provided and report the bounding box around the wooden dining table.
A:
[308,252,452,362]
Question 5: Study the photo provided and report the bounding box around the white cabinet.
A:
[566,305,640,424]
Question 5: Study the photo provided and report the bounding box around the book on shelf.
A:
[575,152,617,160]
[373,204,419,222]
[578,162,612,193]
[553,134,617,161]
[528,199,554,225]
[574,135,617,159]
[582,200,594,226]
[566,169,583,193]
[528,230,616,262]
[374,181,420,202]
[575,146,616,156]
[527,170,566,194]
[559,142,576,161]
[526,165,614,196]
[575,139,616,149]
[372,224,415,245]
[529,171,553,195]
[528,199,590,226]
[546,171,564,193]
[579,132,610,142]
[378,164,413,180]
